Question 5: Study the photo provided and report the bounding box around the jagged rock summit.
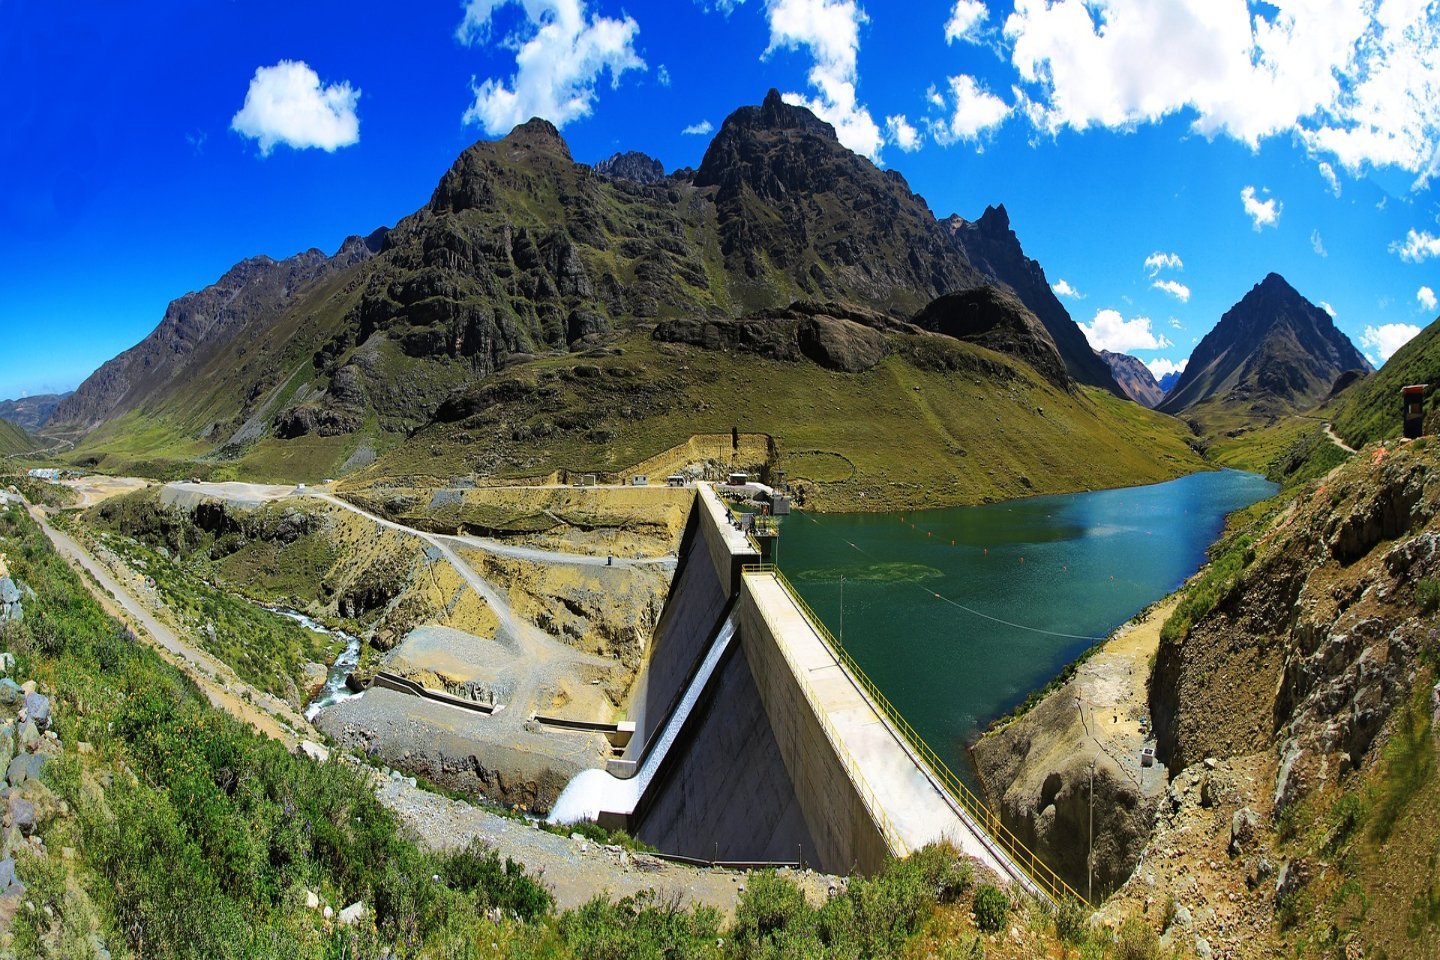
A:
[594,151,666,184]
[1159,273,1371,416]
[946,205,1124,396]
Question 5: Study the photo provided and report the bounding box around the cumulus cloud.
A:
[1419,285,1438,312]
[944,0,989,44]
[1361,322,1423,361]
[1311,229,1328,257]
[1169,318,1183,329]
[695,0,746,13]
[1144,251,1183,275]
[1240,185,1282,230]
[1146,357,1188,379]
[1319,300,1338,318]
[457,0,644,135]
[1152,279,1191,302]
[1318,161,1341,196]
[928,74,1010,144]
[1001,1,1440,189]
[1078,309,1173,353]
[1392,229,1440,263]
[765,0,884,160]
[657,64,671,87]
[1052,278,1084,300]
[682,120,714,135]
[230,61,360,156]
[885,114,921,152]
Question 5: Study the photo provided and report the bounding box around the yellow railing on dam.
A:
[741,563,1085,907]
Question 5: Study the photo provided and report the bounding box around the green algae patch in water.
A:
[792,562,944,584]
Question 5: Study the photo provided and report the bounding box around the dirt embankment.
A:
[972,599,1174,900]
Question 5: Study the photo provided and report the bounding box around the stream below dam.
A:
[773,469,1278,781]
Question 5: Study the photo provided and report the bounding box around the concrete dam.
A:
[551,485,1072,899]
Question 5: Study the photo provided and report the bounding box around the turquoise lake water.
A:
[773,469,1278,778]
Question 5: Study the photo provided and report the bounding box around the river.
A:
[266,607,365,720]
[774,469,1277,778]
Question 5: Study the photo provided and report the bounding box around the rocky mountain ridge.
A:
[1160,273,1370,417]
[0,394,69,434]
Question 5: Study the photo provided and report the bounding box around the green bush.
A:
[1114,916,1161,960]
[1054,896,1089,944]
[557,890,722,960]
[732,871,814,956]
[1417,578,1440,614]
[971,884,1009,933]
[439,839,553,922]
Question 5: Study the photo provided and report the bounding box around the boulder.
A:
[17,720,38,753]
[0,680,20,707]
[5,753,43,787]
[0,858,11,890]
[795,314,888,372]
[6,796,34,836]
[337,901,365,925]
[21,693,50,729]
[1230,807,1260,856]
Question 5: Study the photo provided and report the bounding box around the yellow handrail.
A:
[741,563,1085,907]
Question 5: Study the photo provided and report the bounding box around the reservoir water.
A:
[774,469,1277,778]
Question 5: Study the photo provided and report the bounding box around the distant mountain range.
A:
[0,392,71,433]
[1099,351,1166,408]
[47,89,1160,494]
[1159,273,1370,417]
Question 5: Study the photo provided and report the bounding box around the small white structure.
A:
[631,475,648,486]
[295,483,307,493]
[727,472,749,486]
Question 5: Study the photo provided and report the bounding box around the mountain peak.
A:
[502,117,573,160]
[977,203,1011,233]
[595,151,666,184]
[1159,273,1370,415]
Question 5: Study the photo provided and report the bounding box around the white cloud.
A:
[928,74,1010,144]
[657,64,671,87]
[1318,160,1341,196]
[1143,251,1182,275]
[1078,309,1173,353]
[885,114,921,152]
[1002,1,1440,190]
[765,0,884,160]
[1146,357,1188,379]
[1392,229,1440,263]
[1419,285,1438,311]
[1311,229,1328,257]
[1319,300,1337,318]
[1361,322,1423,361]
[1152,279,1191,302]
[1240,185,1281,230]
[944,0,989,44]
[1052,278,1084,300]
[457,0,644,135]
[682,120,714,135]
[230,61,360,156]
[696,0,746,13]
[1169,318,1183,329]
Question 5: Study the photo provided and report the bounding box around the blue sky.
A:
[3,0,1439,399]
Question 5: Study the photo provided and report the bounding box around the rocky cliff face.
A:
[1159,273,1371,416]
[946,205,1123,396]
[1100,351,1166,407]
[1151,445,1439,796]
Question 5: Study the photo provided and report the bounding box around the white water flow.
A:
[548,609,739,825]
[270,608,364,721]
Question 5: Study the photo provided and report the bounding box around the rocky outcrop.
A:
[594,151,666,184]
[0,393,70,433]
[654,300,892,373]
[1151,444,1439,805]
[911,286,1070,389]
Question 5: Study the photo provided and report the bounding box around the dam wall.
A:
[628,485,757,755]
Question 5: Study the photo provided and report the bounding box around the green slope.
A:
[0,418,37,456]
[1332,314,1439,446]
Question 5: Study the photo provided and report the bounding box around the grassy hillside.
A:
[354,329,1206,511]
[1332,314,1439,446]
[0,417,36,456]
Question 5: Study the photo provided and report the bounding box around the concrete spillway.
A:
[551,484,1047,891]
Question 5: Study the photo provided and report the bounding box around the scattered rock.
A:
[6,796,35,836]
[1195,936,1213,959]
[305,889,320,910]
[22,692,50,729]
[0,681,20,707]
[1230,807,1259,857]
[337,901,366,926]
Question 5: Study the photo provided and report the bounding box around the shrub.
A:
[971,884,1009,933]
[1054,896,1089,944]
[732,871,814,955]
[1417,578,1440,614]
[440,839,553,923]
[1114,916,1162,960]
[558,890,722,960]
